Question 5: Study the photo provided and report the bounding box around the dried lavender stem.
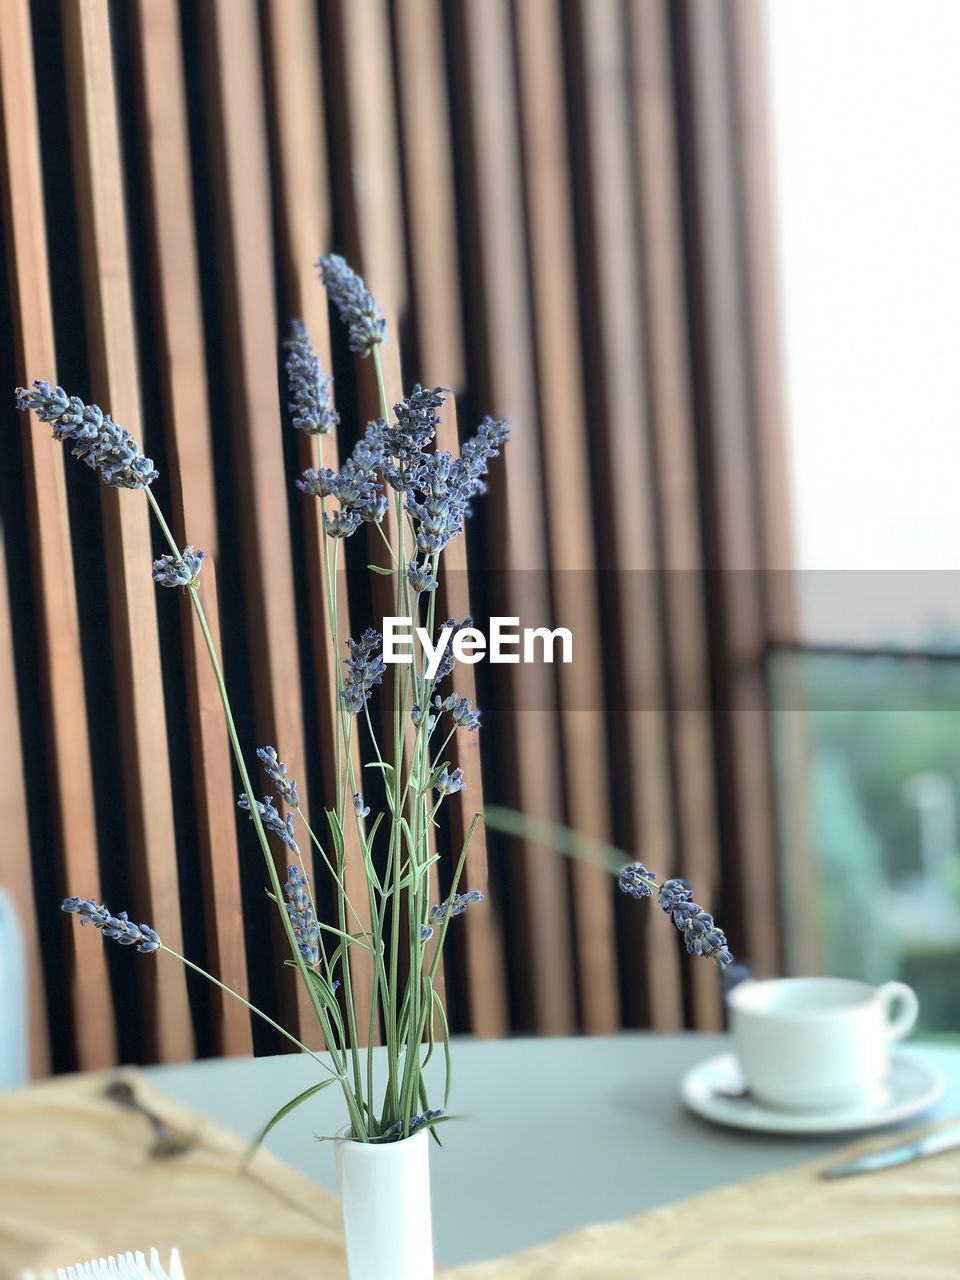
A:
[144,489,368,1140]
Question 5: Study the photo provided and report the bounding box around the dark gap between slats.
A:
[439,0,527,1034]
[559,0,661,1030]
[666,0,742,988]
[177,0,280,1055]
[256,1,368,1027]
[109,0,210,1058]
[618,0,699,1030]
[506,0,606,1034]
[384,0,422,384]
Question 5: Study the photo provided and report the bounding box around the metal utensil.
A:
[104,1080,194,1158]
[821,1123,960,1178]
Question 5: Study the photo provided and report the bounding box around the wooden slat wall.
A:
[513,0,620,1033]
[671,0,784,978]
[0,0,788,1072]
[628,0,723,1028]
[449,0,577,1033]
[197,0,321,1045]
[262,0,377,1042]
[62,0,194,1061]
[0,0,111,1072]
[566,0,687,1032]
[434,398,508,1038]
[132,0,253,1058]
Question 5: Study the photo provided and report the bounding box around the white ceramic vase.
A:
[335,1128,434,1279]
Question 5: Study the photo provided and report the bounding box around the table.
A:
[141,1033,960,1269]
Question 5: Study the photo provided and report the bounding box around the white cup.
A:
[727,977,919,1111]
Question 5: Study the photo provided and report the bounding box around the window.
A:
[765,0,960,1032]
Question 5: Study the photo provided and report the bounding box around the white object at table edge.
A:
[682,1050,945,1134]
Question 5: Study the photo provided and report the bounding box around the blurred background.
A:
[1,0,959,1082]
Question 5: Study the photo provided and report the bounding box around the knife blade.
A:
[821,1124,960,1178]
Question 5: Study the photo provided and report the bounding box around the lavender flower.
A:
[381,384,445,470]
[317,254,386,357]
[284,866,320,966]
[237,792,299,853]
[341,629,386,714]
[458,415,511,500]
[339,426,389,524]
[407,560,438,593]
[62,898,161,953]
[656,878,732,966]
[323,508,363,539]
[436,693,480,731]
[353,791,370,818]
[381,1109,444,1142]
[410,703,437,733]
[680,907,732,966]
[15,382,158,489]
[618,862,657,900]
[420,924,435,941]
[285,321,339,435]
[657,878,694,926]
[300,422,388,537]
[435,766,465,796]
[152,546,205,589]
[257,746,299,807]
[429,889,483,928]
[404,451,466,553]
[296,466,336,497]
[402,416,510,553]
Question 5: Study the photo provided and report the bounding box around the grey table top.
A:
[141,1033,960,1268]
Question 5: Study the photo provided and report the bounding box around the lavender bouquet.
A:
[16,255,730,1147]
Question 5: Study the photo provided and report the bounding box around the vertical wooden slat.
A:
[0,0,791,1060]
[729,0,795,592]
[61,0,194,1062]
[673,0,781,978]
[325,0,407,323]
[511,0,620,1032]
[449,0,576,1032]
[385,1,507,1034]
[323,0,449,1015]
[434,399,508,1037]
[629,0,723,1027]
[391,0,466,391]
[131,0,253,1056]
[197,0,318,1044]
[567,0,694,1028]
[0,0,109,1073]
[730,0,796,970]
[262,0,377,1041]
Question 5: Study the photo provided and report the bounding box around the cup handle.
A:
[878,981,919,1041]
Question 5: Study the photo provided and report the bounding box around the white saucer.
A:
[681,1051,945,1135]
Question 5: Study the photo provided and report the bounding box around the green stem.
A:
[482,805,642,881]
[296,805,365,930]
[400,812,482,1122]
[145,488,367,1141]
[161,946,339,1073]
[314,437,384,1133]
[372,347,399,1120]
